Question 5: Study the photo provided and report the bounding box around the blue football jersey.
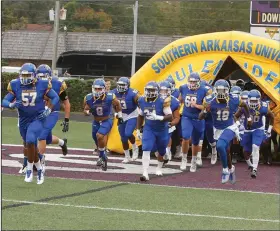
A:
[138,96,170,132]
[243,101,269,130]
[85,92,114,117]
[209,94,240,130]
[8,78,51,117]
[111,88,138,114]
[170,95,180,112]
[50,78,67,111]
[171,88,180,99]
[180,84,209,119]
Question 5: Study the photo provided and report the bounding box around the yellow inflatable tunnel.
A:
[107,31,280,154]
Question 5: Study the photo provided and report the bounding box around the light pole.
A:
[131,1,138,76]
[49,1,67,73]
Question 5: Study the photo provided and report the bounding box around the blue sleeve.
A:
[46,89,60,107]
[2,93,16,108]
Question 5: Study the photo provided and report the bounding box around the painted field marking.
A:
[3,173,280,196]
[2,144,280,196]
[2,199,279,223]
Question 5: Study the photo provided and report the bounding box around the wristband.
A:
[117,111,123,118]
[235,121,241,127]
[247,117,252,122]
[65,118,69,122]
[267,125,273,133]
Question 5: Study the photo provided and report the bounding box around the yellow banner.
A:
[108,31,280,153]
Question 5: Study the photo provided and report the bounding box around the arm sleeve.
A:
[7,82,15,95]
[163,106,172,115]
[46,89,59,107]
[138,107,144,116]
[59,90,68,101]
[2,93,16,108]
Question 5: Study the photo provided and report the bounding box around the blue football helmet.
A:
[144,81,159,98]
[248,90,261,110]
[159,81,171,97]
[188,72,200,90]
[166,76,176,93]
[117,77,130,93]
[36,64,52,80]
[230,86,242,95]
[240,90,249,103]
[19,63,36,85]
[92,78,106,98]
[214,79,230,100]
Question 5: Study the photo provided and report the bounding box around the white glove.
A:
[136,129,142,140]
[236,132,242,141]
[265,130,271,138]
[146,112,164,121]
[168,126,176,133]
[235,120,241,128]
[265,125,273,138]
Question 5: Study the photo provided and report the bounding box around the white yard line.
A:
[2,144,280,196]
[3,199,279,223]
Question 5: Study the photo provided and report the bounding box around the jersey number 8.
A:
[217,110,229,121]
[22,92,37,106]
[96,107,103,116]
[185,95,197,107]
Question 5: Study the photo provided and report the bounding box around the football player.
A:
[199,79,251,184]
[2,63,59,184]
[136,81,172,181]
[112,77,140,163]
[230,86,242,164]
[84,79,123,171]
[166,76,181,158]
[235,90,274,178]
[179,72,212,172]
[199,80,217,165]
[35,64,70,173]
[158,81,180,162]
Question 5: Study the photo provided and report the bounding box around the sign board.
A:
[250,0,280,26]
[250,26,280,41]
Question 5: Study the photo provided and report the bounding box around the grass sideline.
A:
[2,117,280,230]
[2,175,279,230]
[2,117,95,149]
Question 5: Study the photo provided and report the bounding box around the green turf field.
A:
[2,174,279,230]
[2,117,280,230]
[2,117,95,149]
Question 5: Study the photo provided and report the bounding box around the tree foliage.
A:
[1,0,250,35]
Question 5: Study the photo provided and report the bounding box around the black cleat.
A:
[140,175,149,181]
[61,139,68,156]
[248,166,253,171]
[251,169,257,178]
[163,159,169,167]
[96,157,103,166]
[101,156,108,171]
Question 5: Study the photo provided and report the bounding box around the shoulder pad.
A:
[262,101,268,107]
[132,89,139,94]
[163,96,171,107]
[60,81,67,92]
[86,93,93,100]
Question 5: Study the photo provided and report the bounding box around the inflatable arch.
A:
[107,31,280,154]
